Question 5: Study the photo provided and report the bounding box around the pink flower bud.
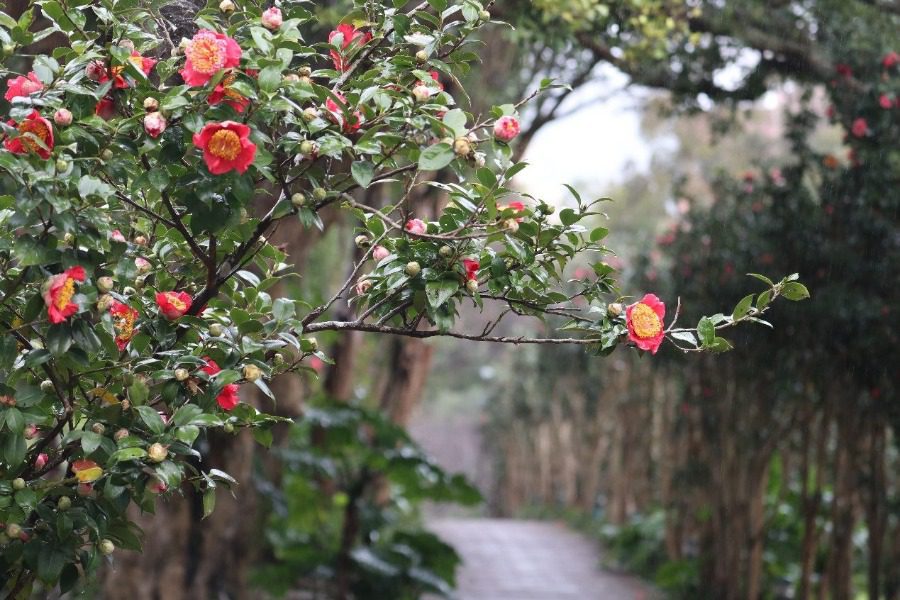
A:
[86,60,106,82]
[493,115,520,142]
[261,7,283,30]
[372,245,390,261]
[143,111,167,138]
[24,424,38,440]
[110,229,127,243]
[405,218,426,235]
[851,117,868,138]
[135,257,151,272]
[412,85,432,103]
[53,108,73,126]
[879,94,893,109]
[34,453,48,470]
[149,478,168,494]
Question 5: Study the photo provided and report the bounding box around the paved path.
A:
[428,518,656,600]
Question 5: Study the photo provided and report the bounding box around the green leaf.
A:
[252,427,273,448]
[670,331,697,347]
[81,431,102,455]
[747,273,774,286]
[109,447,147,463]
[708,337,734,353]
[425,280,459,309]
[351,161,374,188]
[697,317,715,346]
[418,143,454,171]
[732,294,754,321]
[756,289,772,310]
[258,66,282,93]
[171,404,203,427]
[559,208,580,226]
[781,282,810,301]
[202,487,216,519]
[128,379,149,405]
[135,405,165,435]
[441,109,467,136]
[4,407,24,433]
[589,227,608,242]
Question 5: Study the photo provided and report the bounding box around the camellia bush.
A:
[0,0,807,594]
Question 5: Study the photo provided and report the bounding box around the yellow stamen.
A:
[166,294,186,311]
[208,129,241,160]
[186,35,227,74]
[54,277,75,310]
[19,119,50,153]
[631,303,662,339]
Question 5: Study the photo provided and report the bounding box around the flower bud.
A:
[298,65,312,77]
[96,294,114,312]
[480,9,491,20]
[91,422,105,435]
[122,287,137,297]
[40,380,54,393]
[117,39,135,52]
[134,257,151,273]
[372,245,390,261]
[439,245,453,258]
[24,424,38,440]
[63,232,74,244]
[209,323,224,337]
[148,443,168,463]
[86,60,106,82]
[539,203,555,215]
[313,187,328,201]
[219,0,235,13]
[2,43,15,56]
[12,478,25,490]
[302,107,320,122]
[607,303,624,317]
[96,276,114,293]
[453,137,471,157]
[412,85,432,103]
[99,539,115,555]
[54,108,72,127]
[405,261,421,277]
[415,50,428,64]
[243,364,262,382]
[5,524,22,539]
[493,115,520,143]
[34,453,48,470]
[223,422,235,433]
[290,192,307,208]
[144,111,167,138]
[174,368,189,382]
[120,399,131,411]
[299,140,318,158]
[142,96,159,112]
[101,148,114,161]
[133,276,146,290]
[273,353,285,366]
[466,278,479,294]
[77,483,94,497]
[261,6,283,30]
[307,337,319,351]
[57,496,71,511]
[55,158,69,172]
[354,234,370,248]
[114,428,129,441]
[283,73,300,83]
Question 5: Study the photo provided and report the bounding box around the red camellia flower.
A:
[3,110,54,159]
[42,266,85,324]
[415,70,444,91]
[625,293,666,354]
[180,30,242,87]
[883,51,899,69]
[498,200,526,222]
[879,94,893,109]
[462,258,479,281]
[99,52,156,89]
[834,63,853,78]
[493,115,520,142]
[328,23,373,72]
[5,71,43,101]
[207,72,250,113]
[95,96,116,120]
[155,291,192,320]
[851,117,869,138]
[192,121,257,174]
[325,92,362,132]
[201,358,240,411]
[110,301,139,350]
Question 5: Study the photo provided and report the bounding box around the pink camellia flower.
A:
[24,424,38,440]
[135,257,151,272]
[462,258,479,281]
[42,266,85,324]
[261,7,283,30]
[328,23,373,72]
[53,108,72,126]
[5,71,43,101]
[3,110,54,159]
[493,115,520,142]
[180,29,242,87]
[851,117,869,138]
[883,51,899,69]
[325,92,362,132]
[95,96,116,120]
[625,293,666,354]
[372,245,390,261]
[405,218,426,235]
[201,357,240,411]
[143,111,167,138]
[192,121,257,174]
[110,229,127,243]
[155,291,192,320]
[34,453,48,470]
[149,478,168,494]
[879,94,893,109]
